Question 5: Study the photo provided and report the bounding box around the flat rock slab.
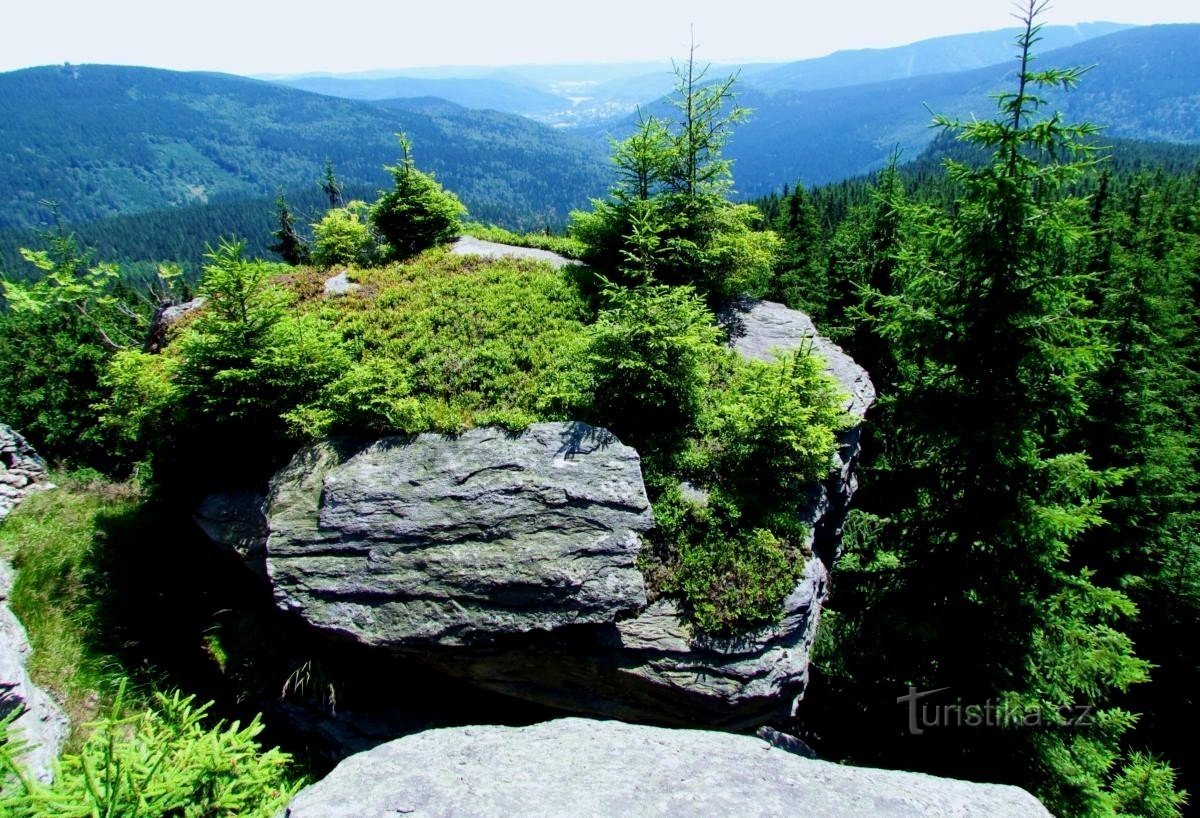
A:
[266,422,651,647]
[323,271,361,297]
[450,236,576,269]
[731,299,876,417]
[286,718,1051,818]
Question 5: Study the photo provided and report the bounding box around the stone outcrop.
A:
[200,300,876,731]
[146,296,205,353]
[322,271,361,297]
[731,299,876,416]
[0,426,68,784]
[286,718,1051,818]
[0,425,49,521]
[264,423,651,647]
[450,236,577,269]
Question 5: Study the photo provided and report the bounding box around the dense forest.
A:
[753,81,1200,818]
[0,65,608,231]
[1,4,1198,816]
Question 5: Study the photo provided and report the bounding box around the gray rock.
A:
[323,271,361,297]
[264,422,651,647]
[0,587,69,784]
[731,299,876,417]
[421,557,829,729]
[286,718,1051,818]
[0,425,47,522]
[0,427,67,784]
[450,236,577,269]
[146,296,205,353]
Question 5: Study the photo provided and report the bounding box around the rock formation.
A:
[322,271,361,297]
[0,425,69,783]
[263,423,651,647]
[285,718,1051,818]
[146,296,205,353]
[200,299,875,730]
[0,425,49,521]
[450,236,577,269]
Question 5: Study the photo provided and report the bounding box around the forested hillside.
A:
[746,21,1129,92]
[708,24,1200,193]
[0,64,607,230]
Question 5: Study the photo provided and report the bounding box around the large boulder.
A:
[730,299,875,416]
[264,422,651,647]
[286,718,1050,818]
[201,302,876,732]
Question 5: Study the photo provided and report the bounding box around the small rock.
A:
[323,271,361,297]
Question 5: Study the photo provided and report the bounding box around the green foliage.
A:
[268,193,310,266]
[0,687,297,817]
[582,281,722,448]
[709,350,848,506]
[0,227,157,468]
[768,184,829,316]
[802,6,1192,814]
[1108,753,1189,818]
[0,476,142,725]
[371,134,467,260]
[311,202,378,268]
[318,250,590,434]
[570,48,779,304]
[668,522,802,634]
[630,344,848,634]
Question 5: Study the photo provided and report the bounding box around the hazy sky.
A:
[2,0,1197,75]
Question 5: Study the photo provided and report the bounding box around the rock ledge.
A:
[286,718,1051,818]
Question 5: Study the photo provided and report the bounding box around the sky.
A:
[2,0,1198,75]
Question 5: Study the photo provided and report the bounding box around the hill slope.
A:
[0,65,607,231]
[722,24,1200,194]
[746,22,1130,93]
[276,75,566,115]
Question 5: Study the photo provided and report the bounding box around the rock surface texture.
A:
[0,425,49,521]
[450,236,576,269]
[731,299,876,416]
[264,423,651,647]
[286,718,1051,818]
[0,425,69,783]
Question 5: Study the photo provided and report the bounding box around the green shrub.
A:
[0,688,298,817]
[582,281,723,448]
[321,251,590,434]
[0,477,142,725]
[371,135,466,260]
[311,202,378,268]
[670,526,804,635]
[709,349,850,508]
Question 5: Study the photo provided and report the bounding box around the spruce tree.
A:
[817,3,1185,813]
[571,40,777,305]
[370,133,466,260]
[268,192,310,266]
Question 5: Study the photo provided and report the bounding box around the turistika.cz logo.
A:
[897,686,1095,736]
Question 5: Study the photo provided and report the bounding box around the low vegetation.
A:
[0,475,301,813]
